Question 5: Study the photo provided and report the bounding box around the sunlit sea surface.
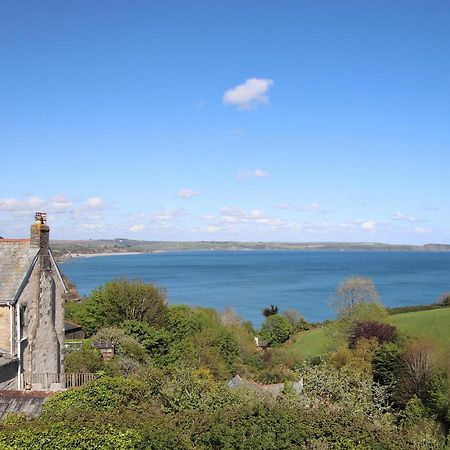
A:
[60,251,450,326]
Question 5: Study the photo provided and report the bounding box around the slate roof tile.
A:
[0,240,38,304]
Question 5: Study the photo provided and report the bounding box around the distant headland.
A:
[51,238,450,262]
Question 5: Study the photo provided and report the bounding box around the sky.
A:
[1,1,450,243]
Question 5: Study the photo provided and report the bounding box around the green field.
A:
[391,307,450,349]
[285,308,450,361]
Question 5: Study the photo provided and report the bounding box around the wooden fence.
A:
[22,372,98,389]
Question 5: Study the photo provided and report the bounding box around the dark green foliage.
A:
[262,304,279,317]
[66,279,167,336]
[425,372,450,425]
[388,303,450,315]
[65,346,104,374]
[92,327,148,364]
[260,314,293,345]
[373,342,403,389]
[282,309,312,332]
[42,376,151,416]
[0,367,443,449]
[121,319,172,363]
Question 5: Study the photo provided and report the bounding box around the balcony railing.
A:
[21,372,98,390]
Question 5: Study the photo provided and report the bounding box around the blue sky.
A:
[1,1,450,243]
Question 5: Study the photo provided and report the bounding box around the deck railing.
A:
[22,372,97,389]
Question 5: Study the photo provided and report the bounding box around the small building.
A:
[92,341,115,361]
[254,336,269,350]
[64,321,84,340]
[0,213,67,390]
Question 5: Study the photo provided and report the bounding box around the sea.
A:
[60,251,450,327]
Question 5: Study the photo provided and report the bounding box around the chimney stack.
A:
[30,212,49,250]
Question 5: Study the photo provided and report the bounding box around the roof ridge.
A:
[0,239,30,243]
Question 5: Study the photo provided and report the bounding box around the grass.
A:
[284,307,450,362]
[391,307,450,350]
[284,327,331,361]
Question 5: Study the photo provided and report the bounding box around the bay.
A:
[60,251,450,327]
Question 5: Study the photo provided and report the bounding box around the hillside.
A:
[285,307,450,361]
[50,238,450,261]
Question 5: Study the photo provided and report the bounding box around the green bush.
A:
[66,279,167,336]
[65,347,104,373]
[260,314,293,346]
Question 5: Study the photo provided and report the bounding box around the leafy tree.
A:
[282,309,309,332]
[65,347,105,374]
[92,327,148,364]
[262,304,279,317]
[69,279,167,336]
[425,371,450,425]
[332,276,381,316]
[349,320,398,348]
[373,342,403,389]
[260,314,292,345]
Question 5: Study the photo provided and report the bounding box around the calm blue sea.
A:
[60,251,450,327]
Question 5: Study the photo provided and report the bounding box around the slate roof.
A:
[0,240,38,305]
[0,393,48,420]
[0,352,18,369]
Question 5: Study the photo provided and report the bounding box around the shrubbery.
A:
[16,277,447,448]
[349,320,398,348]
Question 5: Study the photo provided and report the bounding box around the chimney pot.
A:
[30,212,50,250]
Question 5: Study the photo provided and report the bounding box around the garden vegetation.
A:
[1,277,449,449]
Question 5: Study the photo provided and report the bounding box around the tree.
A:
[348,321,398,348]
[262,304,279,317]
[395,340,437,406]
[260,315,292,345]
[438,292,450,307]
[332,277,381,316]
[282,309,308,332]
[72,279,168,335]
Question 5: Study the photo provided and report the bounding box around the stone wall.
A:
[0,307,10,352]
[18,258,65,390]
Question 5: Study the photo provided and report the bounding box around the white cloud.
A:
[361,220,377,231]
[51,195,72,211]
[237,169,269,180]
[219,207,283,227]
[205,225,222,233]
[297,203,333,215]
[223,78,274,109]
[274,203,294,210]
[152,208,186,222]
[130,224,145,233]
[392,212,418,223]
[0,196,45,213]
[84,197,104,209]
[177,188,201,199]
[414,226,432,233]
[80,223,106,232]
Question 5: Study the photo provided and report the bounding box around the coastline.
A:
[58,251,149,263]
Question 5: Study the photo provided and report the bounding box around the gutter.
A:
[7,303,13,355]
[16,304,21,389]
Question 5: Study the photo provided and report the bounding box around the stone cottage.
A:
[0,213,66,390]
